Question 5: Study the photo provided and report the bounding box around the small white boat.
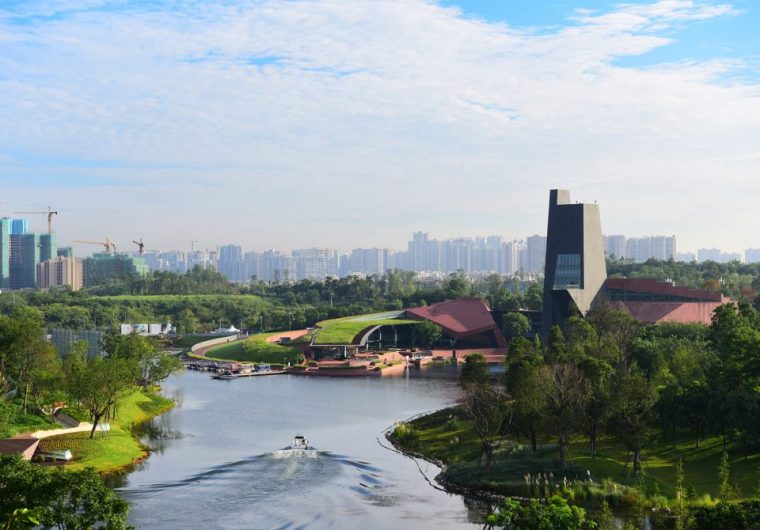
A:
[290,434,310,450]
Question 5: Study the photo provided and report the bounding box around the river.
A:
[115,367,487,529]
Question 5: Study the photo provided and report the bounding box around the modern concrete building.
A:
[541,189,607,336]
[37,256,84,291]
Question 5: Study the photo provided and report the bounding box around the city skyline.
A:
[2,1,760,253]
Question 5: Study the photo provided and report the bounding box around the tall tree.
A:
[609,365,658,476]
[543,363,587,470]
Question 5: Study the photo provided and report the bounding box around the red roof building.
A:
[603,278,730,325]
[406,297,506,348]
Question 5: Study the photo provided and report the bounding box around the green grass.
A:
[204,332,304,364]
[36,389,174,473]
[314,319,420,344]
[393,407,760,502]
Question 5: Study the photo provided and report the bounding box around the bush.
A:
[688,500,760,530]
[393,423,420,449]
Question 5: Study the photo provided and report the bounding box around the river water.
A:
[115,367,487,529]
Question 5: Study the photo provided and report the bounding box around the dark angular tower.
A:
[541,189,607,336]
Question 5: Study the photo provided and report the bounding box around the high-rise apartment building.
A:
[10,233,41,289]
[603,235,626,259]
[625,236,676,262]
[0,219,10,288]
[10,219,27,236]
[37,256,84,291]
[745,249,760,264]
[218,245,243,281]
[347,248,388,275]
[292,248,338,280]
[40,233,57,263]
[526,235,547,274]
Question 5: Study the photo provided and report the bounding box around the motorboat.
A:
[290,434,311,450]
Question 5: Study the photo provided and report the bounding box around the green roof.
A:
[313,312,420,345]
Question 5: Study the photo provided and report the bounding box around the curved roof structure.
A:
[406,297,506,346]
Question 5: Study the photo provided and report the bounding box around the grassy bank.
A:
[391,407,760,504]
[37,390,174,473]
[202,332,304,364]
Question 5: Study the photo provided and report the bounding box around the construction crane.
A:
[74,238,116,253]
[132,238,145,255]
[13,206,58,234]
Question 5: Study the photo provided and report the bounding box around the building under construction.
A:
[83,253,149,287]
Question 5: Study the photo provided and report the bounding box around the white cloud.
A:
[0,0,757,253]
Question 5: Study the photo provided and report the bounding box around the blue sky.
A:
[0,1,759,255]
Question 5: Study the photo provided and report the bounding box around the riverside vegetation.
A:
[0,308,180,529]
[391,304,760,529]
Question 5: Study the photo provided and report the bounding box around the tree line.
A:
[461,302,760,481]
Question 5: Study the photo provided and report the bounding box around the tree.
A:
[461,382,512,471]
[460,353,490,389]
[502,313,530,341]
[65,353,138,439]
[543,363,587,470]
[609,365,658,476]
[176,309,199,334]
[0,455,130,530]
[414,320,442,348]
[505,349,547,453]
[717,451,733,501]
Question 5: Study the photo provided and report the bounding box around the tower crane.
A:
[73,238,116,253]
[132,238,145,255]
[13,206,58,234]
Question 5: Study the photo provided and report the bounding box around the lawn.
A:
[36,389,174,473]
[393,407,760,502]
[203,332,304,364]
[313,318,420,344]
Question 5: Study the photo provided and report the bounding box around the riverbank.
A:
[389,406,760,508]
[37,389,174,473]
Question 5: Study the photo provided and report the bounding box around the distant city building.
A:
[347,248,389,275]
[603,235,626,259]
[0,218,10,288]
[526,235,547,274]
[676,252,696,262]
[745,248,760,264]
[292,248,339,280]
[37,256,83,291]
[10,233,41,289]
[697,248,740,263]
[624,235,676,262]
[218,244,244,281]
[542,189,606,336]
[57,247,73,258]
[10,219,27,236]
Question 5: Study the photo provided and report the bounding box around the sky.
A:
[1,0,759,256]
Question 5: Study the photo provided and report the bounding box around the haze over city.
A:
[1,0,759,255]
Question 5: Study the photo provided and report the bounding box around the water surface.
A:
[118,368,486,529]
